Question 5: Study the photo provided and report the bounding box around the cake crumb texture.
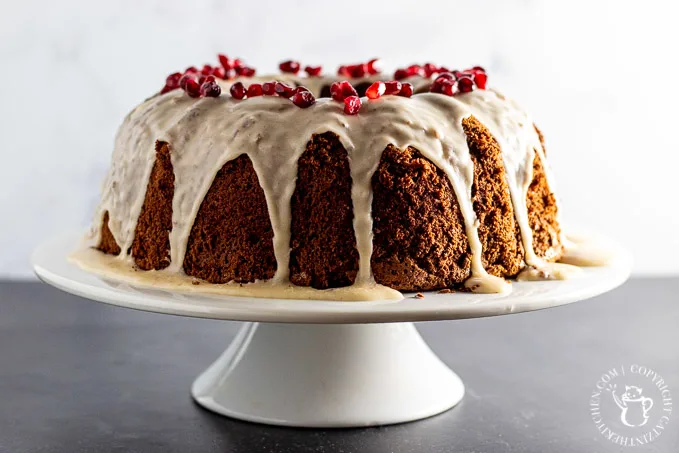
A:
[289,132,359,289]
[183,154,277,283]
[131,141,174,270]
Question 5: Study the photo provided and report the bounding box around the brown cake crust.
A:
[526,148,562,261]
[289,133,359,289]
[462,116,524,277]
[370,145,472,291]
[183,154,277,283]
[131,141,174,270]
[97,211,121,255]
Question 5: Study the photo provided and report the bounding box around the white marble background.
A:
[1,0,677,278]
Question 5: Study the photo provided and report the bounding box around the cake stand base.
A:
[191,322,463,427]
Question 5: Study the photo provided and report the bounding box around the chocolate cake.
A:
[79,57,573,300]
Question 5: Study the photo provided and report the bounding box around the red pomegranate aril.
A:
[179,73,196,90]
[279,60,301,74]
[452,70,462,79]
[184,78,201,98]
[340,81,358,98]
[423,63,438,77]
[218,54,232,70]
[262,82,276,96]
[294,86,310,94]
[212,67,227,79]
[201,64,214,75]
[439,66,450,74]
[160,85,174,94]
[232,58,243,68]
[472,65,486,73]
[198,75,207,84]
[366,58,381,75]
[330,82,343,101]
[304,65,322,76]
[247,83,263,97]
[394,69,409,80]
[235,66,255,77]
[184,66,198,74]
[230,82,246,99]
[348,64,367,78]
[441,80,456,96]
[337,65,349,76]
[384,81,402,95]
[274,82,295,98]
[457,76,474,93]
[406,64,422,76]
[200,80,221,98]
[473,72,487,89]
[343,96,361,115]
[291,90,316,108]
[366,81,386,100]
[165,72,183,89]
[398,83,413,97]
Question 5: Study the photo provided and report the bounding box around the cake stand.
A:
[32,232,631,428]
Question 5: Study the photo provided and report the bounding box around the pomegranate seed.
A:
[184,78,201,98]
[184,66,198,74]
[337,65,349,76]
[340,81,358,98]
[398,83,413,97]
[439,66,450,74]
[274,82,295,98]
[343,96,361,115]
[279,60,301,74]
[406,64,422,76]
[232,58,243,68]
[384,81,402,95]
[366,58,381,75]
[165,72,183,89]
[160,85,174,94]
[473,72,487,89]
[423,63,438,77]
[294,86,310,94]
[179,73,196,90]
[291,90,316,108]
[236,66,256,77]
[247,83,263,97]
[201,64,214,75]
[457,76,474,93]
[262,82,276,96]
[437,72,455,81]
[198,75,207,85]
[200,80,221,98]
[452,70,462,79]
[330,82,343,101]
[394,69,408,80]
[212,67,227,79]
[218,54,232,70]
[472,65,486,73]
[348,64,366,78]
[230,82,246,99]
[304,65,322,76]
[366,81,386,99]
[441,80,456,95]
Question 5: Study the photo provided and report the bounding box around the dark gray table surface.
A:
[0,278,677,453]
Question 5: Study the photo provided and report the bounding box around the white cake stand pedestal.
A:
[32,232,631,428]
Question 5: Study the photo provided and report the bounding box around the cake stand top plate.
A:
[32,232,631,324]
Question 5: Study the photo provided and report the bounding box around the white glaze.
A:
[81,74,572,300]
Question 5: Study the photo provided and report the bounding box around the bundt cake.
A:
[74,56,582,301]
